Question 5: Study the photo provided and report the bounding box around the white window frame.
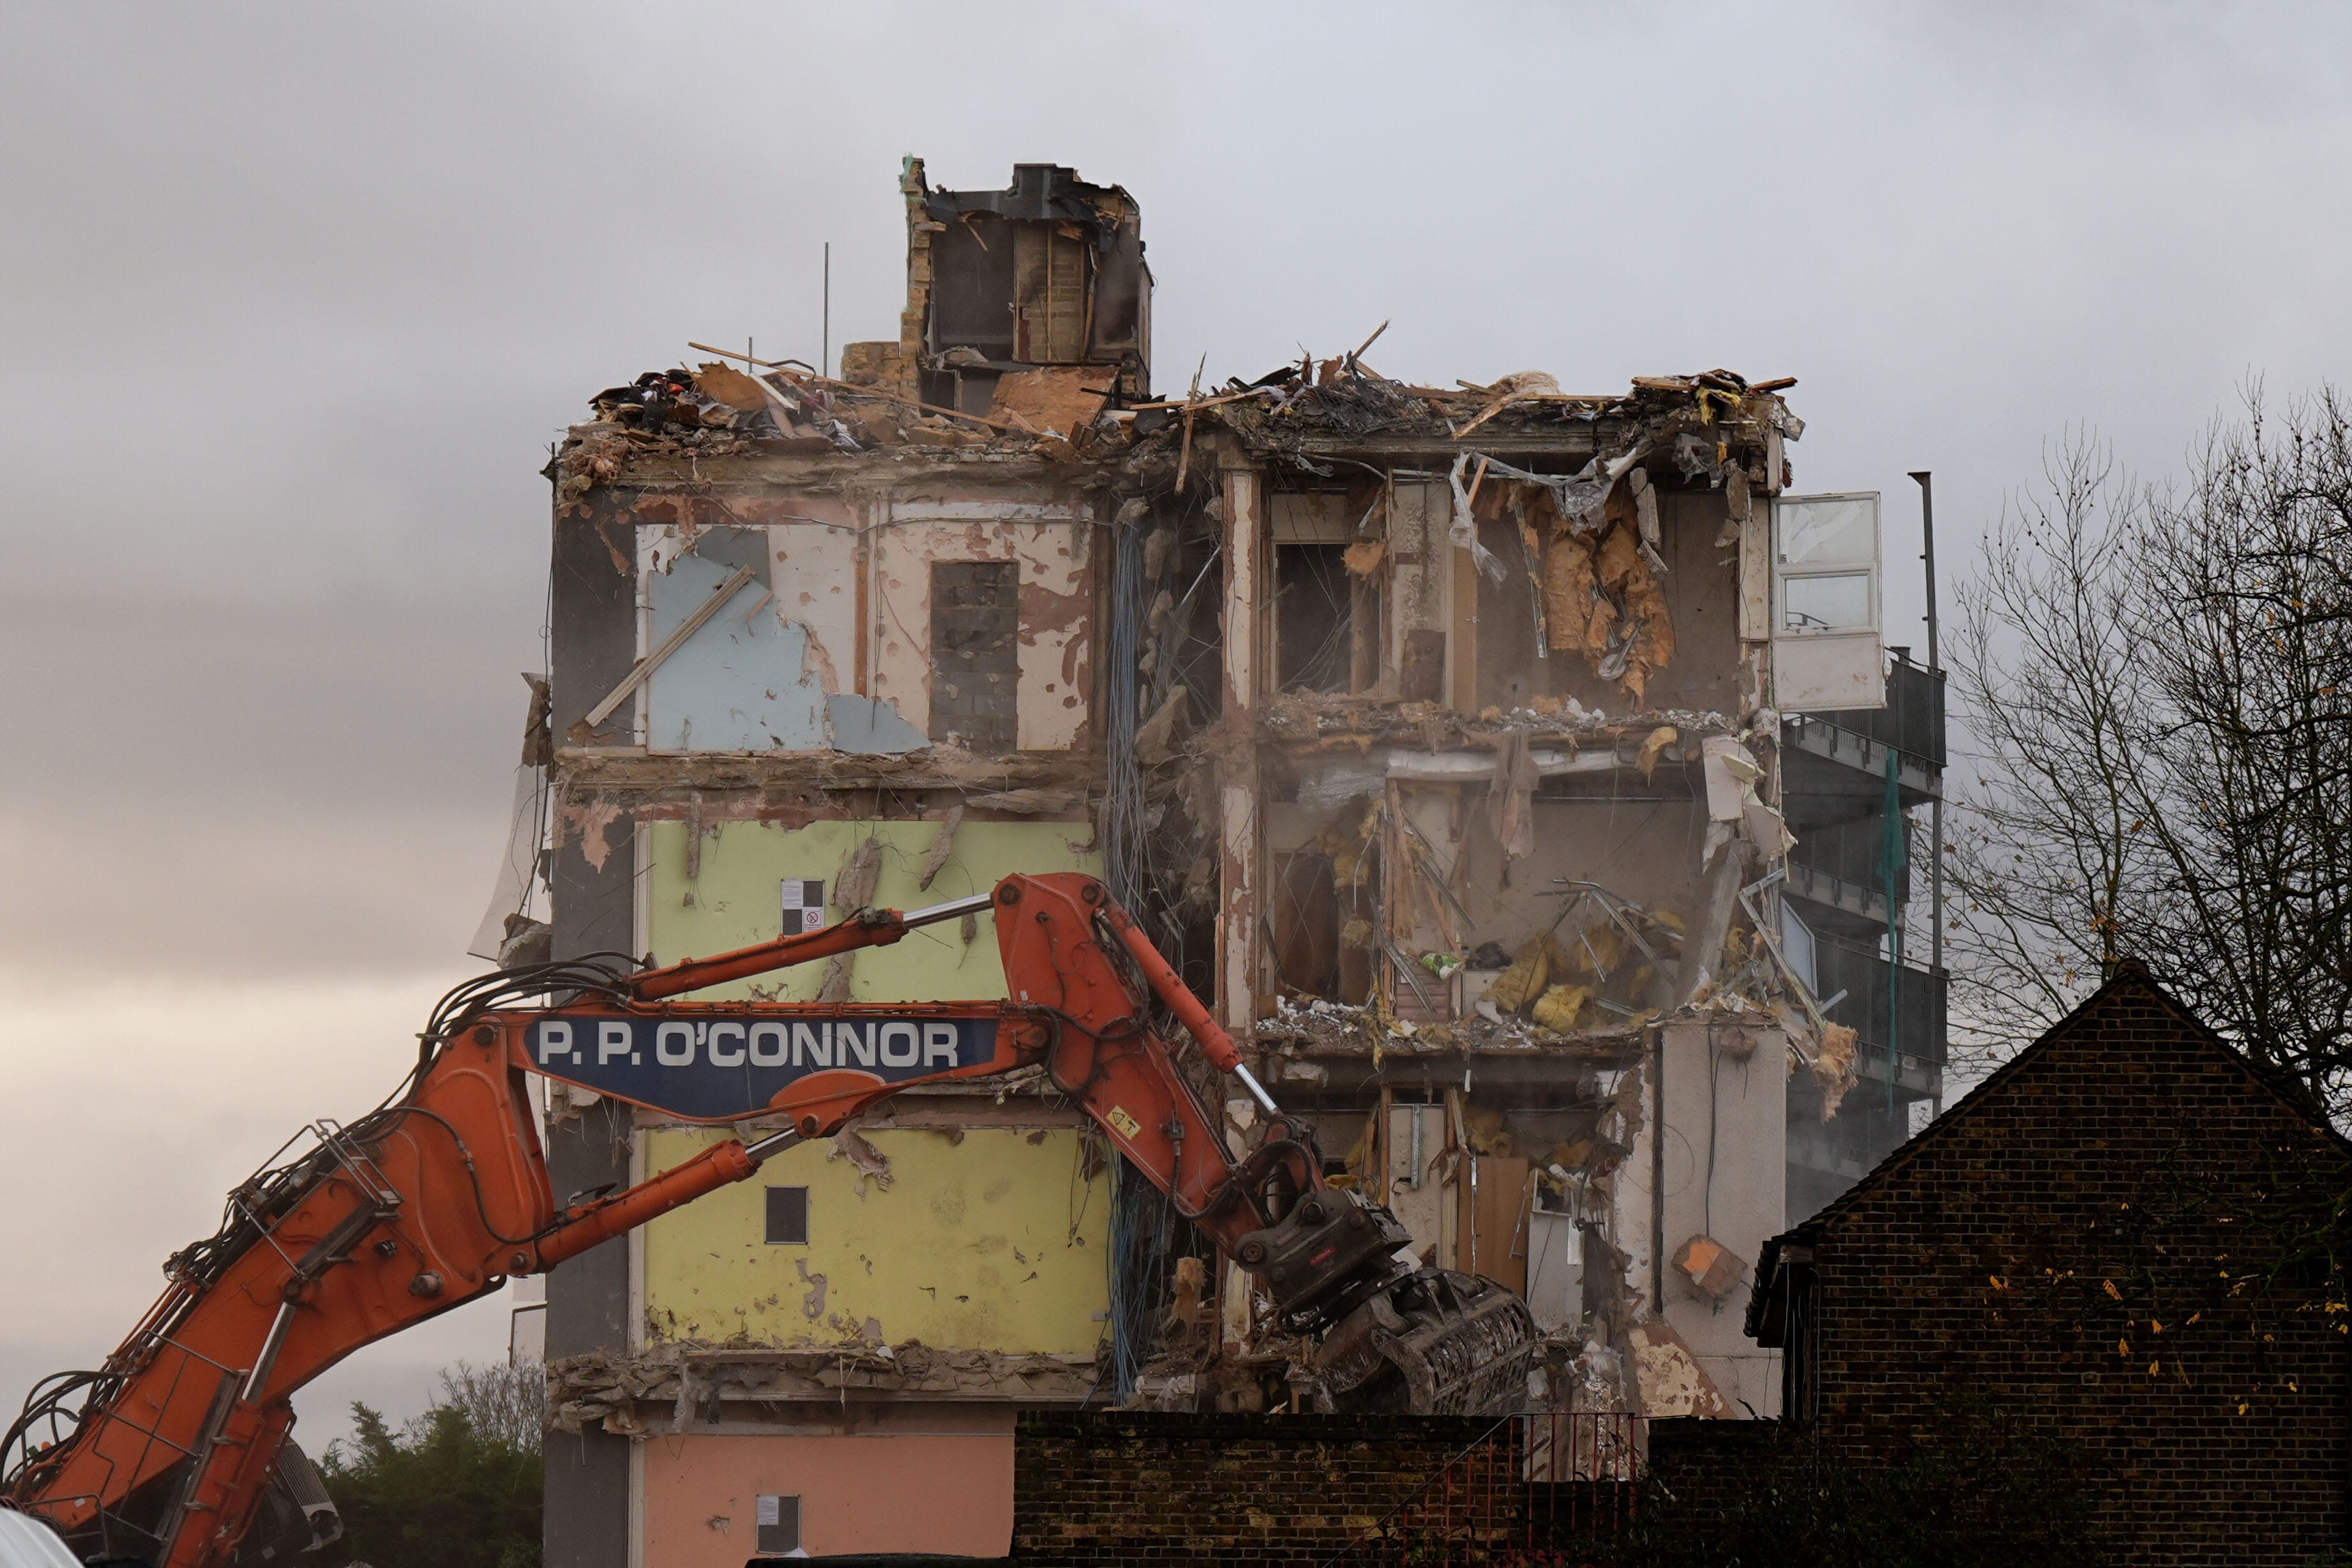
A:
[1772,492,1886,712]
[1779,899,1818,998]
[1772,492,1881,638]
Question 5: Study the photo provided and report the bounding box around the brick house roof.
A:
[1748,958,2349,1344]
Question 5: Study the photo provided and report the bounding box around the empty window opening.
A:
[1269,850,1373,1005]
[1276,544,1353,693]
[930,561,1020,752]
[753,1493,802,1558]
[764,1186,808,1246]
[1272,852,1341,997]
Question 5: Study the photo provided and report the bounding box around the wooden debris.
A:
[691,362,773,412]
[1135,688,1189,764]
[582,564,757,730]
[686,340,1028,435]
[1175,354,1205,491]
[965,787,1083,815]
[1452,371,1563,439]
[988,366,1112,435]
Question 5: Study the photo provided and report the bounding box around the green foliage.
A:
[316,1362,543,1568]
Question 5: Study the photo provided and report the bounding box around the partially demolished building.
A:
[527,158,1941,1566]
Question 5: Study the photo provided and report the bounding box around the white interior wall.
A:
[1659,1018,1785,1415]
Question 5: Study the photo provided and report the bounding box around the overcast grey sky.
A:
[5,0,2350,1447]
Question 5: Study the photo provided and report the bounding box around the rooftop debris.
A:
[552,341,1799,512]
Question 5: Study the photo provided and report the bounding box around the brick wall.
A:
[1802,972,2351,1565]
[1011,986,2351,1565]
[1012,1412,1509,1565]
[1645,1417,1781,1525]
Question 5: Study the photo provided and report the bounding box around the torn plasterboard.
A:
[916,804,965,891]
[1627,1318,1735,1418]
[1541,511,1674,708]
[1701,735,1793,859]
[816,836,884,1002]
[1701,735,1754,822]
[1446,453,1507,584]
[643,552,831,751]
[1487,732,1539,863]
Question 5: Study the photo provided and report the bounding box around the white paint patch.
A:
[869,511,1092,750]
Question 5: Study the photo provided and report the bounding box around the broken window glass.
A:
[1776,494,1878,568]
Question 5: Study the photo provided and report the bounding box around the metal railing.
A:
[1786,1126,1880,1179]
[1793,650,1946,771]
[1790,814,1914,909]
[1324,1413,1645,1567]
[1814,935,1946,1073]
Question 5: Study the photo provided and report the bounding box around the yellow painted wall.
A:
[646,817,1098,1001]
[640,817,1108,1352]
[641,1124,1110,1353]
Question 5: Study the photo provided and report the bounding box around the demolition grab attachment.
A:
[3,873,1536,1568]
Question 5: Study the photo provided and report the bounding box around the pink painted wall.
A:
[641,1431,1013,1562]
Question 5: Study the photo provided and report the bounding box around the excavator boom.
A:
[3,873,1535,1568]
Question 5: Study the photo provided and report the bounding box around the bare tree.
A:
[2129,391,2352,1100]
[1947,437,2164,1056]
[432,1358,547,1454]
[1950,388,2352,1108]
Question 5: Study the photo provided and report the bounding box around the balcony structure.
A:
[1779,649,1947,1225]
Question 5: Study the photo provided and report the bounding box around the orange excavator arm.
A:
[3,873,1532,1568]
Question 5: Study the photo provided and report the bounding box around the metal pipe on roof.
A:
[1910,470,1945,1120]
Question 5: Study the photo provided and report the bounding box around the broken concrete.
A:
[548,1343,1101,1436]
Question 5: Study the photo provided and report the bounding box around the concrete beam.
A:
[1217,458,1265,1033]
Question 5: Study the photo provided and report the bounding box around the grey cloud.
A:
[3,0,2351,963]
[0,590,529,979]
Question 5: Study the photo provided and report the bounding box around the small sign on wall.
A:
[756,1493,801,1555]
[781,879,826,935]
